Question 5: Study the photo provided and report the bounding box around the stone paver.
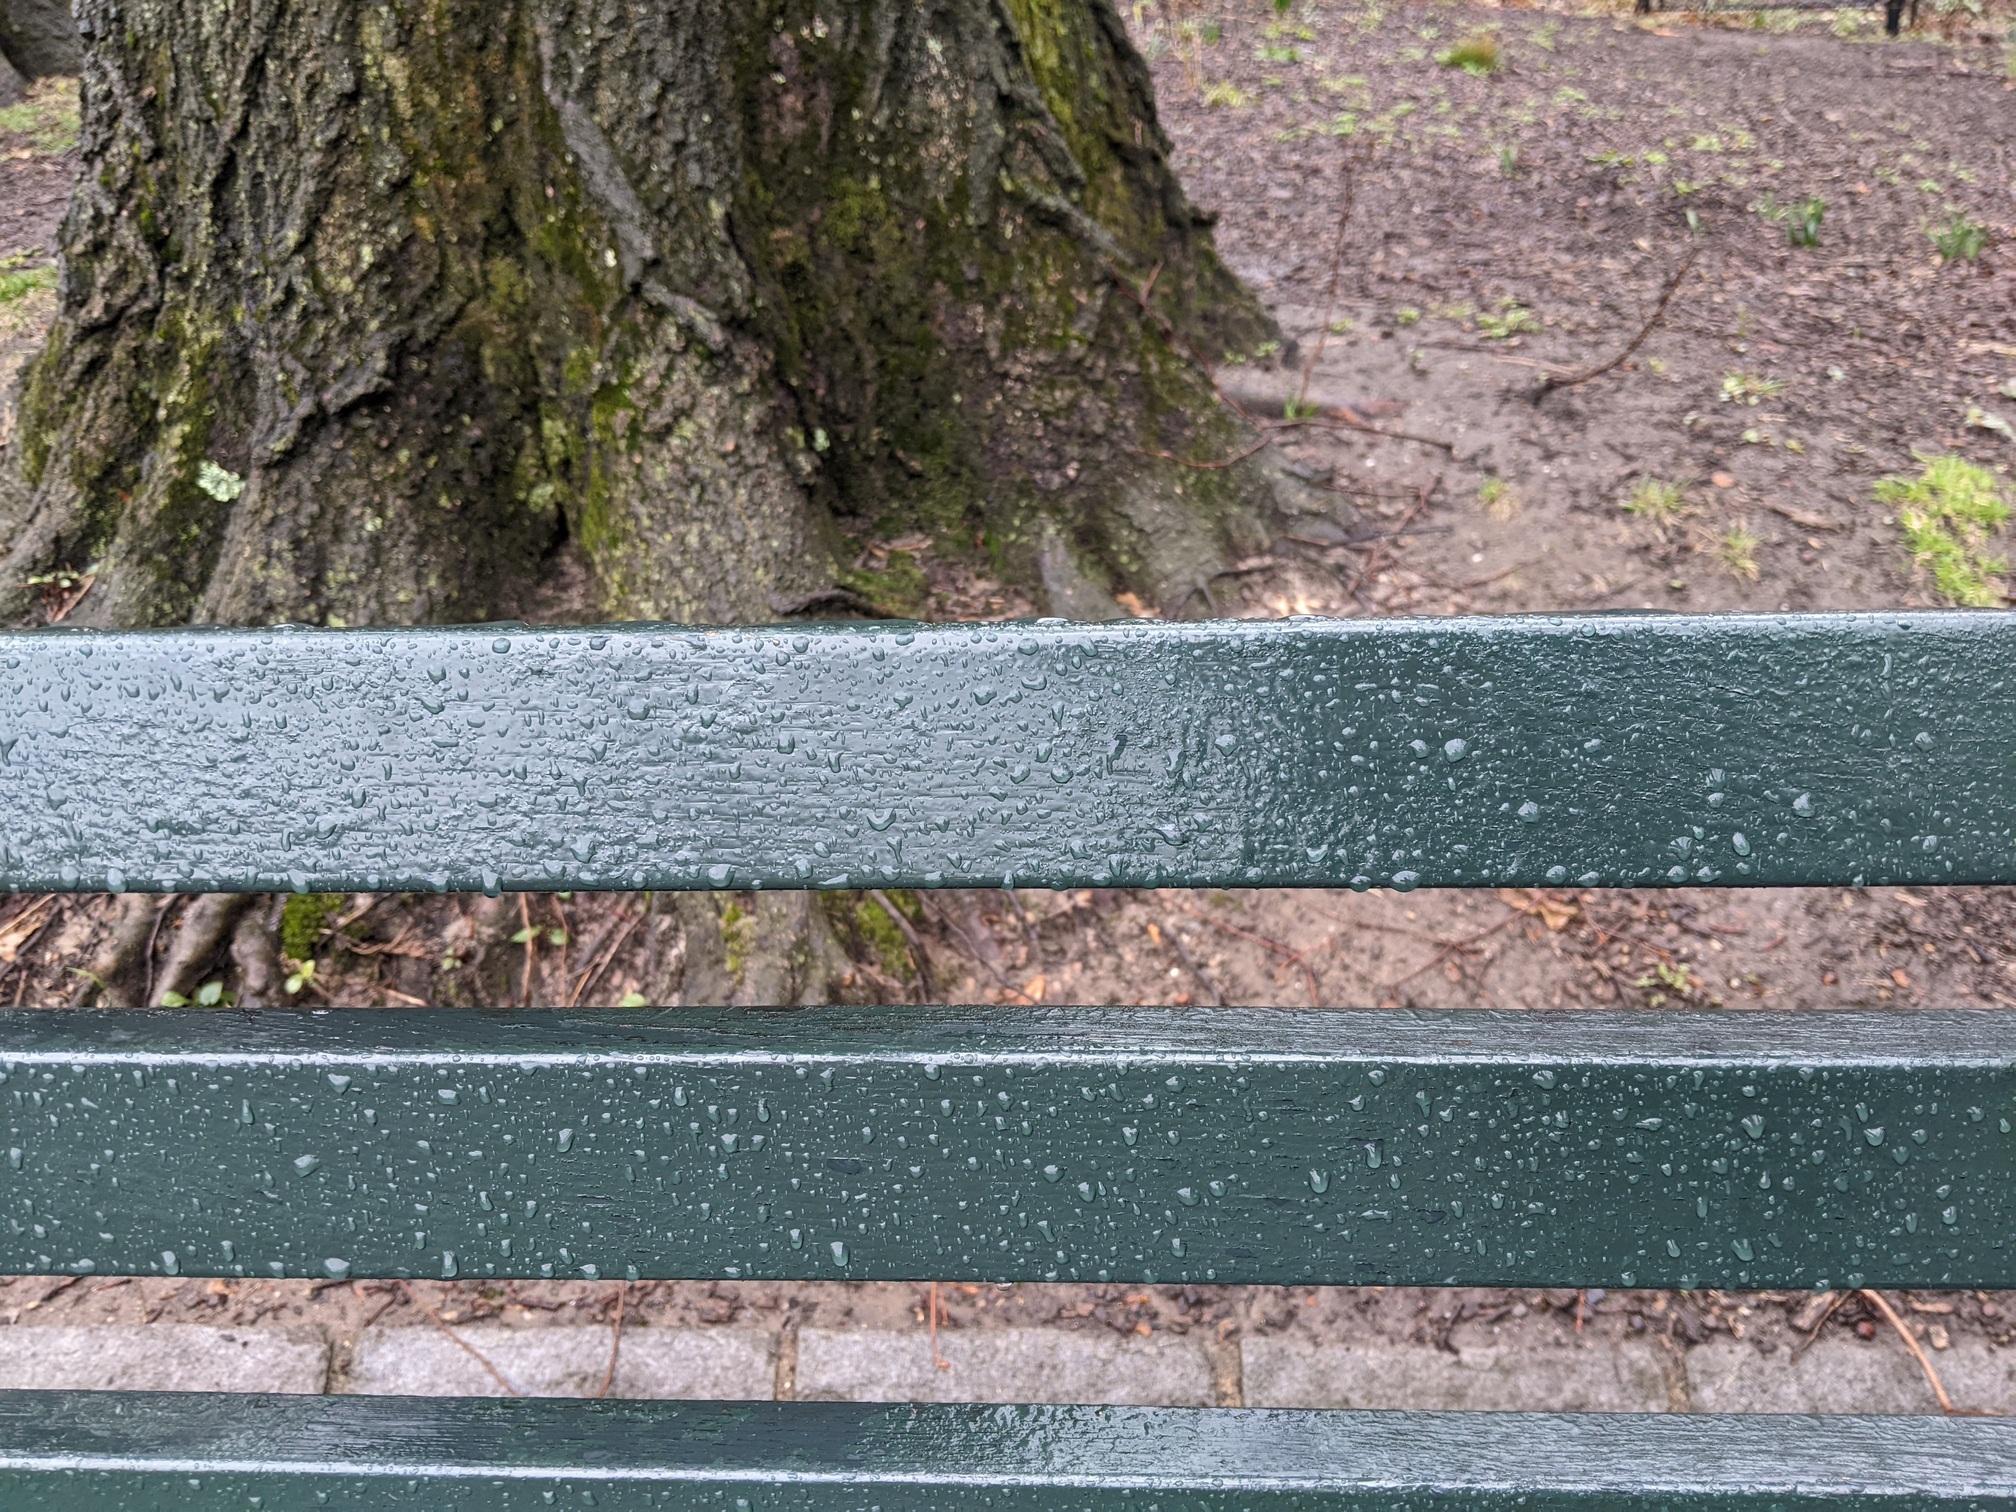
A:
[13,1318,2009,1415]
[0,1325,327,1393]
[795,1326,1215,1405]
[1687,1335,2016,1415]
[346,1326,774,1399]
[1242,1334,1675,1412]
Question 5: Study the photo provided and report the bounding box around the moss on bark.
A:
[2,0,1282,628]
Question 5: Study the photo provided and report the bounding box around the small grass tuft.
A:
[1201,81,1253,109]
[0,257,57,305]
[1477,298,1539,340]
[1932,212,1989,262]
[1624,476,1688,525]
[1478,476,1520,519]
[1716,524,1762,582]
[1787,196,1825,247]
[1877,452,2011,607]
[0,78,81,155]
[1720,371,1784,406]
[1435,32,1502,76]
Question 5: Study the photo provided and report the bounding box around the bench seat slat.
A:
[1,612,2009,894]
[1,1393,2013,1507]
[4,1007,2009,1289]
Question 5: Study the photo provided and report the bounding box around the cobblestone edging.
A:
[2,1322,2011,1414]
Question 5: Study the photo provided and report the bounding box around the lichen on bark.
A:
[1,0,1284,629]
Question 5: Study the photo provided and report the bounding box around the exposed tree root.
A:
[150,894,253,1006]
[82,894,166,1006]
[230,899,284,1008]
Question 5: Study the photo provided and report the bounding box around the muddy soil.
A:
[2,4,2015,1376]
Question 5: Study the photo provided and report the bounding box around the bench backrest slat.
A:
[0,612,2007,895]
[5,1006,2009,1289]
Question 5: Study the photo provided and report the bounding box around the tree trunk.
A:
[1,0,1289,629]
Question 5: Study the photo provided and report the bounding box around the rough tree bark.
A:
[4,0,1304,1004]
[1,0,1291,630]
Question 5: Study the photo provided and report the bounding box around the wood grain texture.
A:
[0,612,2009,894]
[3,1007,2009,1288]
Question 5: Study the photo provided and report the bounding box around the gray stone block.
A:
[1688,1335,2016,1415]
[346,1326,774,1400]
[1243,1334,1673,1412]
[795,1326,1214,1405]
[0,1325,327,1393]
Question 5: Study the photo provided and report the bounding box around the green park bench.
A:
[0,610,2013,1507]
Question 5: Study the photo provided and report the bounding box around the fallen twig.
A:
[140,897,173,1007]
[1759,498,1841,532]
[1859,1289,1983,1415]
[596,1281,628,1398]
[1788,1289,1844,1361]
[1374,916,1516,991]
[870,889,938,1003]
[398,1280,520,1397]
[1295,151,1361,415]
[569,909,644,1008]
[1163,923,1224,1007]
[917,897,1036,1004]
[1537,246,1699,393]
[929,1282,952,1371]
[46,574,97,626]
[518,894,537,1008]
[1177,904,1318,1004]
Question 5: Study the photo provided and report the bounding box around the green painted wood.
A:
[0,613,2009,895]
[4,1007,2009,1288]
[1,1393,2013,1508]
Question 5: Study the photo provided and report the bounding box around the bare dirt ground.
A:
[3,2,2015,1385]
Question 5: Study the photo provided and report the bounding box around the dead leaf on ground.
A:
[1497,888,1580,932]
[0,897,54,963]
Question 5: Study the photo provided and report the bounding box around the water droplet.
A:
[1793,792,1814,816]
[1545,866,1568,884]
[323,1258,351,1280]
[558,1128,575,1152]
[441,1252,457,1279]
[1732,1238,1753,1261]
[1731,833,1751,857]
[293,1154,320,1175]
[1864,1126,1885,1146]
[1308,1170,1329,1194]
[1177,1187,1198,1206]
[327,1075,351,1092]
[1517,801,1540,824]
[830,1241,849,1267]
[1042,1164,1061,1182]
[1392,870,1420,891]
[1443,738,1468,763]
[437,1088,458,1104]
[1741,1115,1764,1139]
[1942,1206,1958,1225]
[161,1250,178,1277]
[1667,1239,1681,1257]
[1532,1070,1556,1089]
